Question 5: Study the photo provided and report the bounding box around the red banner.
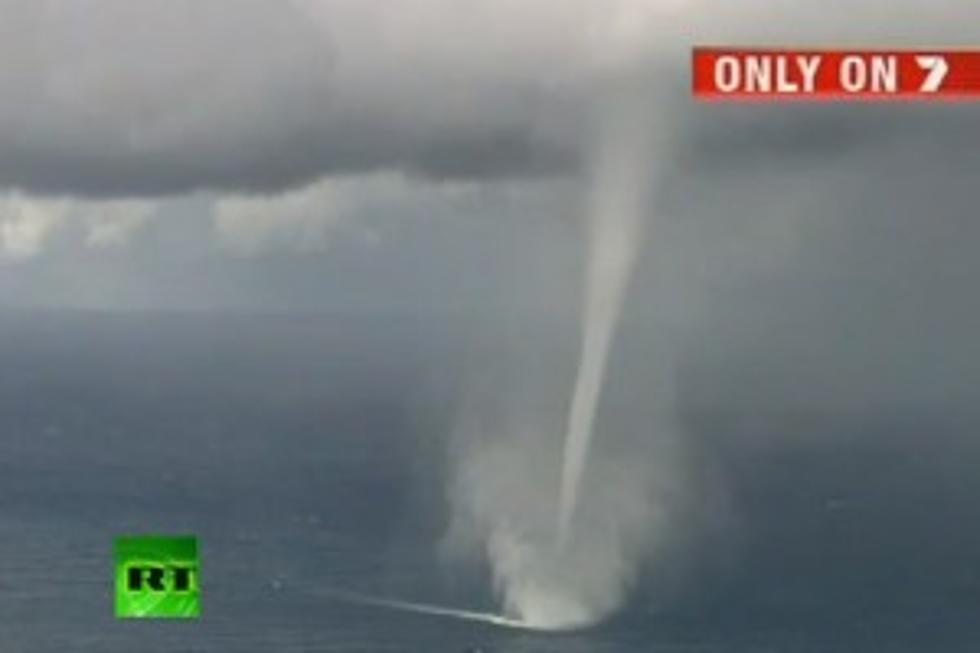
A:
[693,48,980,101]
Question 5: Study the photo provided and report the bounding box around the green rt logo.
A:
[114,535,200,619]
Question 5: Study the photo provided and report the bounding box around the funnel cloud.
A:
[444,75,680,629]
[557,86,657,549]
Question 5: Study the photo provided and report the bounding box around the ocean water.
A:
[0,311,977,652]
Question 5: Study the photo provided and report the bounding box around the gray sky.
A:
[0,1,979,421]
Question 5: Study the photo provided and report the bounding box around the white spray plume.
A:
[446,418,683,631]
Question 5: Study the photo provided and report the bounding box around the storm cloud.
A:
[0,0,978,319]
[0,0,973,197]
[0,0,595,196]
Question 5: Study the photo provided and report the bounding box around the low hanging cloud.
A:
[210,172,550,256]
[213,179,344,256]
[83,200,155,249]
[0,193,154,261]
[0,194,69,261]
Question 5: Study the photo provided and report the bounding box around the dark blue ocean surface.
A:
[0,311,977,652]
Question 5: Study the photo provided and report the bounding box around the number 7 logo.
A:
[916,55,949,92]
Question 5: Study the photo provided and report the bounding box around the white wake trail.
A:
[317,588,541,631]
